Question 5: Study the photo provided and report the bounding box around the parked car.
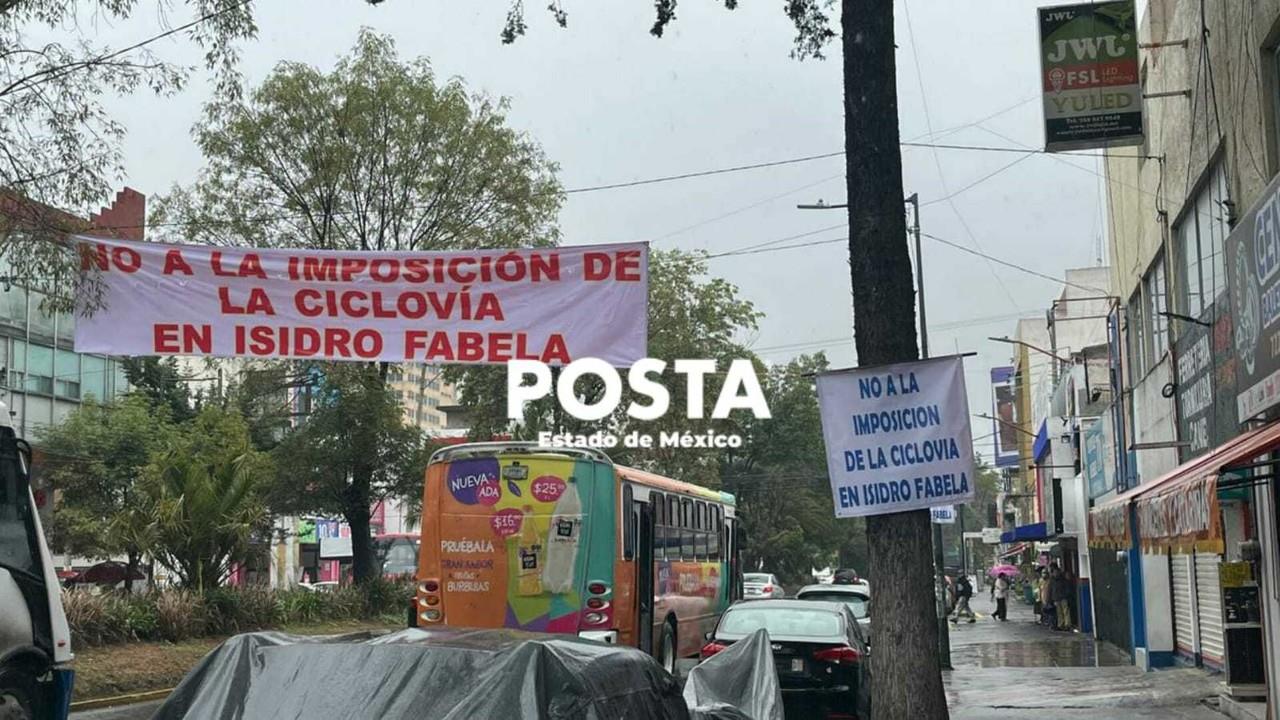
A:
[743,572,785,600]
[700,599,869,719]
[298,581,340,593]
[794,583,871,635]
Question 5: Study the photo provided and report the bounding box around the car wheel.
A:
[657,621,677,676]
[0,670,37,720]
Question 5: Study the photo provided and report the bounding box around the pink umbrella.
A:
[987,564,1018,577]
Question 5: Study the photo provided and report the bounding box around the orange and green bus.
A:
[414,442,742,672]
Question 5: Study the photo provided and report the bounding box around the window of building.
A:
[23,343,52,395]
[55,349,80,400]
[1142,254,1168,365]
[1126,291,1146,382]
[1175,161,1230,318]
[81,355,106,401]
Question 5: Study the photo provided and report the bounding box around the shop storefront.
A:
[1087,500,1131,654]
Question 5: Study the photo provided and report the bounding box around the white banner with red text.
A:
[73,237,648,366]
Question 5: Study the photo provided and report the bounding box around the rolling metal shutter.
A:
[1170,554,1195,658]
[1194,553,1224,667]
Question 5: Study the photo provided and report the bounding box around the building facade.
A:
[1080,1,1280,712]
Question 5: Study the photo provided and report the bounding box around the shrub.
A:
[155,590,206,642]
[63,589,133,646]
[124,595,159,640]
[204,586,281,634]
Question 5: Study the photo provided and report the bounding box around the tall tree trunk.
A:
[124,548,139,594]
[842,0,948,718]
[347,474,374,585]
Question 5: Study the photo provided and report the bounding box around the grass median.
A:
[73,616,403,701]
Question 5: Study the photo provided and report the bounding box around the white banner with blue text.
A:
[817,356,976,519]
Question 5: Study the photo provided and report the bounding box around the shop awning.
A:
[1032,421,1050,462]
[1088,419,1280,550]
[998,542,1029,559]
[999,522,1049,544]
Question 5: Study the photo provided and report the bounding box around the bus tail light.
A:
[583,612,606,625]
[586,598,605,610]
[423,595,440,606]
[422,580,439,593]
[587,581,608,595]
[421,609,442,623]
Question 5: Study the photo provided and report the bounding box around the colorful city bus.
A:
[415,442,741,672]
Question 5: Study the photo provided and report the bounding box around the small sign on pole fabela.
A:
[930,505,957,524]
[816,356,976,519]
[1038,0,1142,152]
[982,527,1003,545]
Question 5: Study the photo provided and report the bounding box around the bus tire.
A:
[657,619,677,676]
[0,668,37,720]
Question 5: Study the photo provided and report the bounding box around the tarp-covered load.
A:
[154,628,689,720]
[683,629,783,720]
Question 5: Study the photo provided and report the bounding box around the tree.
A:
[38,395,176,592]
[721,353,838,585]
[143,405,272,591]
[122,357,196,423]
[268,363,429,584]
[153,30,562,583]
[0,0,257,311]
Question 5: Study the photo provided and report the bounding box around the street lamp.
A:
[987,336,1072,364]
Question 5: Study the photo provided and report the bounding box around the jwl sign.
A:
[1038,0,1143,152]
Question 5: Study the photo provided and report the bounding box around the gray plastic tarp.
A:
[683,629,784,720]
[153,627,690,720]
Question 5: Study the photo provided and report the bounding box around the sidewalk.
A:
[945,593,1225,719]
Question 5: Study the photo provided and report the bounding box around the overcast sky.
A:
[76,0,1108,460]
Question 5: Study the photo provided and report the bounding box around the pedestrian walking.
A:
[993,573,1010,621]
[952,574,976,623]
[1039,569,1056,627]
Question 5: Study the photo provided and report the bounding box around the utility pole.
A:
[843,1,950,716]
[908,191,952,670]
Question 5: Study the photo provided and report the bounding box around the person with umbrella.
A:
[988,564,1017,621]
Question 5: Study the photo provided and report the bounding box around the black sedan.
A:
[700,599,870,719]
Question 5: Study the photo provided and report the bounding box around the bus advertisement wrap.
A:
[73,237,648,366]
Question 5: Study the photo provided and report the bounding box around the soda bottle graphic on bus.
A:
[542,476,582,594]
[516,505,543,596]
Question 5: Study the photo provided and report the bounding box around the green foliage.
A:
[121,357,196,423]
[143,405,273,591]
[495,0,833,59]
[0,0,256,313]
[65,581,414,647]
[151,28,561,251]
[38,395,176,577]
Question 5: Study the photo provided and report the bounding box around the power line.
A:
[919,152,1037,208]
[901,0,1018,308]
[921,232,1106,294]
[645,173,844,244]
[706,235,846,259]
[561,151,846,195]
[704,223,846,257]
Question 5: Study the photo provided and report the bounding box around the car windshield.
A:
[719,606,842,638]
[798,591,868,619]
[744,573,770,583]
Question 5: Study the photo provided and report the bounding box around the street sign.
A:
[982,527,1002,544]
[816,356,976,518]
[931,506,957,524]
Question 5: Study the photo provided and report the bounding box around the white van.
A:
[0,401,74,719]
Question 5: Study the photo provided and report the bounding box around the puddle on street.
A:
[951,639,1130,668]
